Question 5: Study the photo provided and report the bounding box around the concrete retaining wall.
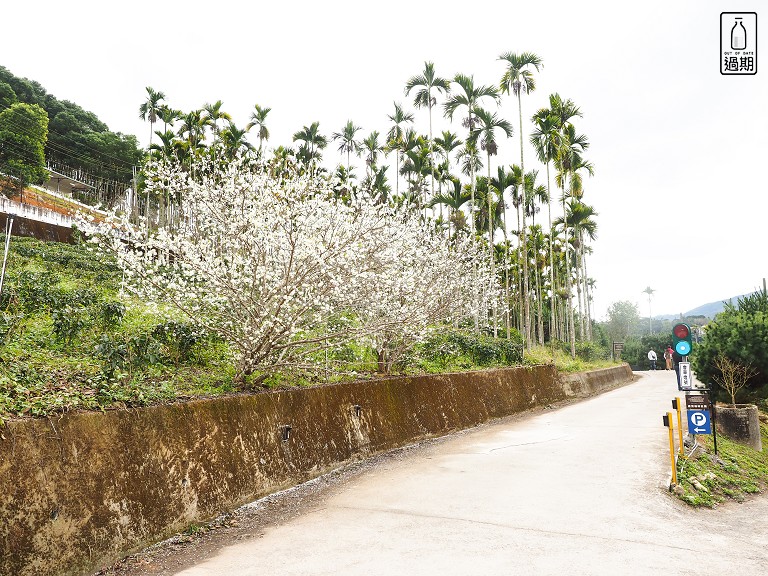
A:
[0,212,73,244]
[0,364,632,576]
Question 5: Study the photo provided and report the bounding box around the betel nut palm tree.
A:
[361,131,382,179]
[139,86,166,152]
[433,130,463,224]
[246,104,271,154]
[491,165,516,338]
[293,121,328,169]
[531,109,562,347]
[522,169,548,344]
[642,285,655,336]
[139,86,166,229]
[499,51,542,349]
[559,200,597,340]
[332,120,363,173]
[444,74,499,237]
[202,100,232,144]
[386,102,414,197]
[471,106,513,336]
[405,62,451,212]
[555,121,593,355]
[534,92,584,355]
[427,177,471,241]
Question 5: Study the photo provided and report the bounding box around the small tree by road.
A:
[713,355,758,406]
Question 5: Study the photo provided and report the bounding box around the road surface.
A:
[139,370,768,575]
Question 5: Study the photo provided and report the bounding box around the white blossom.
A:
[79,155,496,381]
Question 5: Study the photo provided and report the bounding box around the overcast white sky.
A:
[2,0,765,320]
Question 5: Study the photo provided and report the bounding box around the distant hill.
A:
[681,292,756,319]
[654,292,756,321]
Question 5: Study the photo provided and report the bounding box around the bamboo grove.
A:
[135,52,598,358]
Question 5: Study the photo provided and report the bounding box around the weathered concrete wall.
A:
[0,213,73,244]
[0,364,632,576]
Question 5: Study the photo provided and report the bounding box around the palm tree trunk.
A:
[545,161,556,351]
[396,152,400,197]
[502,188,511,340]
[146,120,155,234]
[518,94,531,351]
[515,201,523,333]
[487,156,497,337]
[575,246,584,340]
[582,238,592,341]
[428,93,434,221]
[468,114,479,333]
[579,239,587,339]
[563,190,576,358]
[535,251,544,345]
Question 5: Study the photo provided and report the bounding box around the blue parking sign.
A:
[687,410,712,435]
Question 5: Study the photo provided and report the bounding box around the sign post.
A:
[678,362,692,390]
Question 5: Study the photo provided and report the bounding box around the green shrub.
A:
[94,334,129,378]
[152,321,206,366]
[65,287,100,307]
[99,301,126,329]
[572,340,611,362]
[15,271,61,311]
[0,311,24,344]
[692,306,768,402]
[94,332,163,378]
[51,305,87,343]
[411,327,524,371]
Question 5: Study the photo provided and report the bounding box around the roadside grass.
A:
[674,412,768,507]
[525,345,617,373]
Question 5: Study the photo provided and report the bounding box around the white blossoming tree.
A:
[82,155,494,383]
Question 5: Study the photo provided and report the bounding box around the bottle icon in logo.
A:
[731,17,747,50]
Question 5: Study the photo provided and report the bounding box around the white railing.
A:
[0,196,73,228]
[31,183,111,216]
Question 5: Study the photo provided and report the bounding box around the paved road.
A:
[172,370,768,575]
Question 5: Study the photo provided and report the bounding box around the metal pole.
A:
[675,397,684,456]
[649,294,652,335]
[711,399,718,456]
[0,214,14,299]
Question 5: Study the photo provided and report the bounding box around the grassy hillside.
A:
[0,237,235,423]
[0,236,620,424]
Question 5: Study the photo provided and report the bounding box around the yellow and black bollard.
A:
[663,412,677,487]
[672,398,684,456]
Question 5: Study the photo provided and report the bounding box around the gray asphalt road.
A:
[172,370,768,575]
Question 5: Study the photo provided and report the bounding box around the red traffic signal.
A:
[673,324,690,339]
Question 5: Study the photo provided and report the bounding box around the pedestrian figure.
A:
[664,346,674,370]
[647,349,657,370]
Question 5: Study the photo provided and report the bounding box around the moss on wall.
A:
[0,364,632,576]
